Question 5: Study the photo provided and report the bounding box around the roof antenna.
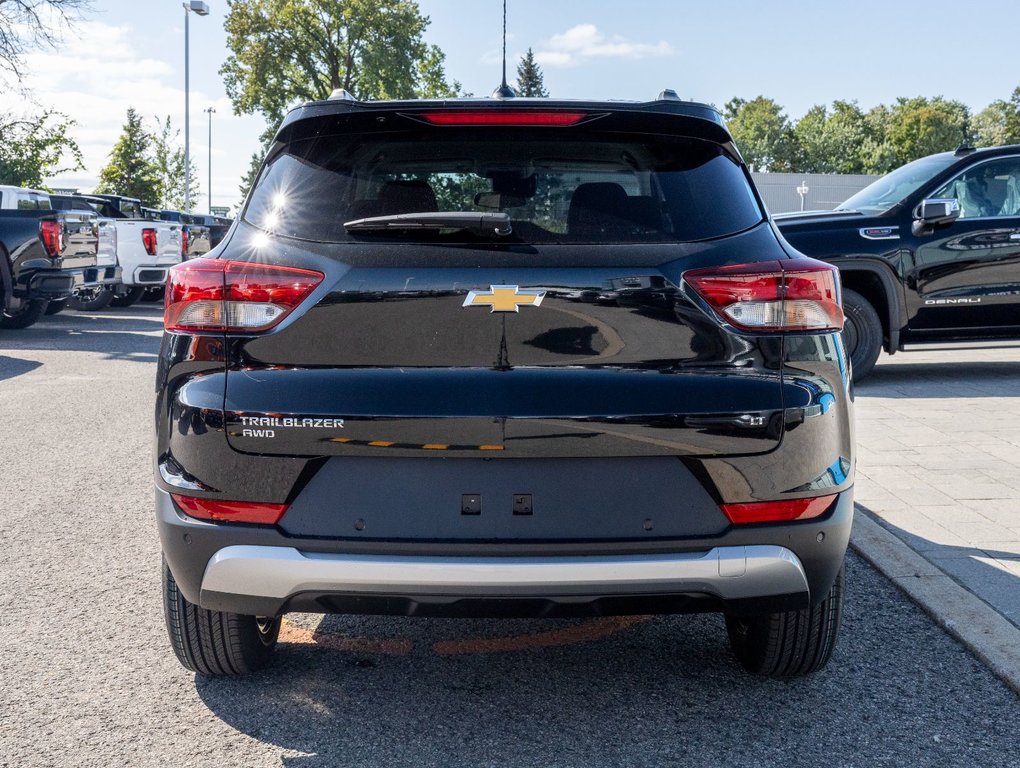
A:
[491,0,516,98]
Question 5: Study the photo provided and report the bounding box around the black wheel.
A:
[109,286,145,308]
[140,286,165,303]
[725,564,844,678]
[44,298,68,315]
[0,299,47,329]
[162,556,280,675]
[69,286,114,312]
[840,289,882,380]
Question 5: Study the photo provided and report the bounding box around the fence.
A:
[751,172,879,214]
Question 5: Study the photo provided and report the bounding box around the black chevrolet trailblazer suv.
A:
[777,144,1020,378]
[155,91,854,678]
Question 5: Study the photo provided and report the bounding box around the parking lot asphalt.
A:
[1,306,1019,767]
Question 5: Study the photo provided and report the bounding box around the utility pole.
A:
[205,106,216,214]
[183,1,210,212]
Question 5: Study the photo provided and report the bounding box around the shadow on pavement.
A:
[0,356,42,382]
[0,305,163,363]
[190,554,1020,767]
[860,507,1020,629]
[856,357,1020,397]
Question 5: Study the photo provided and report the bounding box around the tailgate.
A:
[56,211,98,270]
[224,246,786,460]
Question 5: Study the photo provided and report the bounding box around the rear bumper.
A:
[157,486,853,618]
[78,265,122,288]
[27,270,75,299]
[202,543,808,601]
[127,266,171,286]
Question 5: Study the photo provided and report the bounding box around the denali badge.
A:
[463,285,545,313]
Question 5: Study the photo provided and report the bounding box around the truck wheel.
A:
[69,286,114,312]
[725,564,844,678]
[840,289,882,380]
[140,286,165,303]
[0,299,48,329]
[109,286,145,308]
[44,298,68,315]
[162,557,280,675]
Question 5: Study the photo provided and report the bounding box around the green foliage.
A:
[220,0,460,129]
[883,96,970,167]
[238,151,264,203]
[150,115,200,210]
[515,49,548,97]
[972,89,1020,147]
[795,101,871,174]
[724,96,799,172]
[96,108,161,204]
[0,110,84,187]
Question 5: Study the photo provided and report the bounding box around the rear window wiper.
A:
[343,211,512,238]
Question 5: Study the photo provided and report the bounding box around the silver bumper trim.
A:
[200,545,809,602]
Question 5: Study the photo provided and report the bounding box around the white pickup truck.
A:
[88,194,183,307]
[50,193,183,309]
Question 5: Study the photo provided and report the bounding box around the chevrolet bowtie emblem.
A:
[463,285,545,313]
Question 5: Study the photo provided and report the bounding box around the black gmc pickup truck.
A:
[0,186,99,329]
[776,145,1020,378]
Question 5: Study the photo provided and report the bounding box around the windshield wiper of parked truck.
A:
[344,211,512,238]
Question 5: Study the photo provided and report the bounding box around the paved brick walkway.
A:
[854,344,1020,627]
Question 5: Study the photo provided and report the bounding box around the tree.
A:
[220,0,460,132]
[794,100,870,174]
[96,108,160,204]
[0,110,84,187]
[515,48,548,97]
[884,96,971,167]
[724,96,799,172]
[972,88,1020,147]
[238,151,264,203]
[150,116,200,210]
[0,0,91,85]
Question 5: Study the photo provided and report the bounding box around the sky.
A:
[9,0,1020,213]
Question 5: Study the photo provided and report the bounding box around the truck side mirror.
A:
[911,198,961,236]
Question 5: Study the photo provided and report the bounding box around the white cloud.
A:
[16,20,253,205]
[535,24,673,68]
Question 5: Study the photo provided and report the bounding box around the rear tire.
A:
[69,286,114,312]
[725,564,844,678]
[840,289,882,380]
[109,286,145,308]
[0,299,47,329]
[44,298,68,315]
[162,557,280,675]
[161,554,279,673]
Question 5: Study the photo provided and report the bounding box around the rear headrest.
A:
[567,182,630,236]
[379,180,437,214]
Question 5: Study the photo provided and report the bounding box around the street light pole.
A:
[205,107,216,214]
[183,1,210,213]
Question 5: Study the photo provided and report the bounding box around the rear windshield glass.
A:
[244,130,762,243]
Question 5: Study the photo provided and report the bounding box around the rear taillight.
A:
[142,227,158,256]
[684,258,843,332]
[40,219,63,257]
[171,493,288,525]
[164,258,324,333]
[181,227,189,258]
[720,494,836,524]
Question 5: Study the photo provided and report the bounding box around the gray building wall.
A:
[751,172,879,214]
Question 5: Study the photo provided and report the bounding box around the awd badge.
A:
[463,285,545,313]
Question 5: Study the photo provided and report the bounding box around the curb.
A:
[850,504,1020,695]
